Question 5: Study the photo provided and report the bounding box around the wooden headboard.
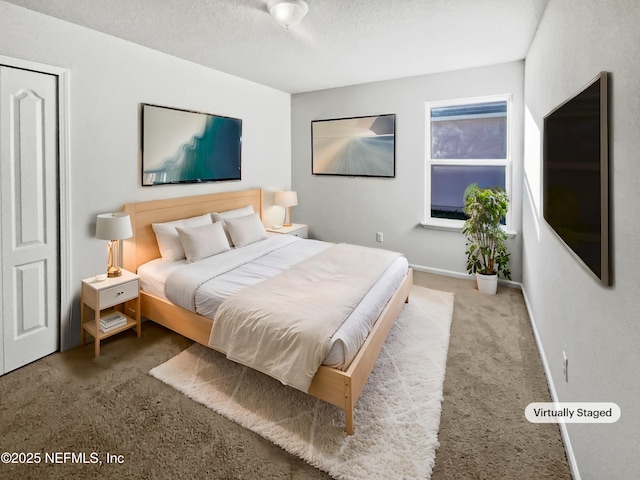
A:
[122,189,263,273]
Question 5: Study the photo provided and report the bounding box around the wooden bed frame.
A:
[122,188,413,434]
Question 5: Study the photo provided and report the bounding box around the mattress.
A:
[138,235,408,369]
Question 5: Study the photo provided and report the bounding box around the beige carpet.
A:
[150,286,454,480]
[0,271,571,479]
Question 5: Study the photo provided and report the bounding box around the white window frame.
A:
[423,94,513,232]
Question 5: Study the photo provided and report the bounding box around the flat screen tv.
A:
[543,71,610,286]
[141,104,242,186]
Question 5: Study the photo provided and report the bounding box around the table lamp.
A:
[274,191,298,227]
[96,212,133,277]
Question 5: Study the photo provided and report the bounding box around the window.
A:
[425,95,511,227]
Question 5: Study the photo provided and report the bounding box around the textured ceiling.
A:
[5,0,549,93]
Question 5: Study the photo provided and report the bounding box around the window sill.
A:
[420,218,464,232]
[420,220,517,238]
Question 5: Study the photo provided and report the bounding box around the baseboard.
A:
[410,264,471,280]
[520,287,581,480]
[410,264,522,290]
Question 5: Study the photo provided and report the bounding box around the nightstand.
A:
[267,223,308,239]
[80,269,141,357]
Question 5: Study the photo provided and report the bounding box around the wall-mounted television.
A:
[543,71,610,286]
[141,103,242,186]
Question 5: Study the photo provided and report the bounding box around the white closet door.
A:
[0,65,59,374]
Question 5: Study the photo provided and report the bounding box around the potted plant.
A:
[462,184,511,294]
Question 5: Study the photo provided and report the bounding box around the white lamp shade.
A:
[274,191,298,207]
[267,0,309,28]
[96,213,133,241]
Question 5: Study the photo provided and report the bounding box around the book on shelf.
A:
[99,312,128,332]
[100,321,127,332]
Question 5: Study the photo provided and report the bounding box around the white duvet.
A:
[138,235,408,369]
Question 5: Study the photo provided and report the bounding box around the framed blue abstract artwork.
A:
[311,114,396,178]
[141,104,242,186]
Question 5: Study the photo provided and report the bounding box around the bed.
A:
[122,189,413,434]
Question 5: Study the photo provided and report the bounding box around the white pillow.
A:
[212,205,254,243]
[176,222,230,263]
[225,213,268,248]
[152,213,212,262]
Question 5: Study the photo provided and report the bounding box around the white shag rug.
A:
[150,286,454,480]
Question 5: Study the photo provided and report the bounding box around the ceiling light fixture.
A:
[267,0,309,28]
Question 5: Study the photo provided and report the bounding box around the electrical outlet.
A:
[376,232,383,242]
[562,351,568,382]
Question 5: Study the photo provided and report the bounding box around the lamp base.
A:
[106,239,122,277]
[107,266,122,278]
[283,206,293,228]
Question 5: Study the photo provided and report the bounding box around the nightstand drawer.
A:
[290,226,308,238]
[266,224,308,238]
[99,280,138,309]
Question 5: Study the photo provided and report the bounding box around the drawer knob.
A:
[116,291,124,296]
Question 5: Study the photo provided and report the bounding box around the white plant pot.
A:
[476,272,498,295]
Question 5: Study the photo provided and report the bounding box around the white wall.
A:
[0,2,292,347]
[291,62,524,281]
[523,0,640,477]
